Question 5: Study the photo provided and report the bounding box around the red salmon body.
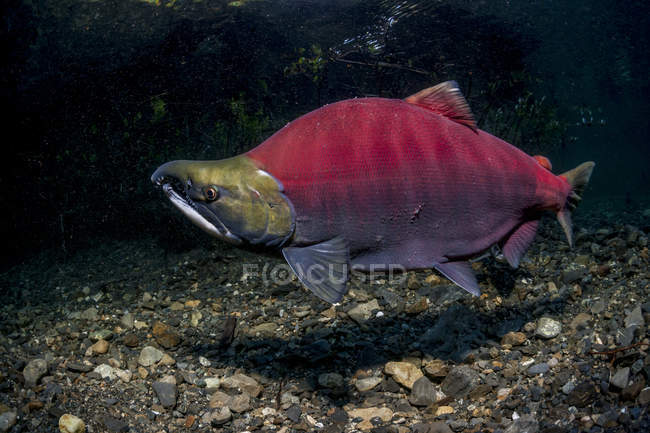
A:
[248,96,569,272]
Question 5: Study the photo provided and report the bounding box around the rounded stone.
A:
[59,414,86,433]
[535,317,562,339]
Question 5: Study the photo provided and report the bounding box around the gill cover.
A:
[152,155,295,247]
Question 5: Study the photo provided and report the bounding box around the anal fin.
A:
[433,261,480,296]
[282,237,350,304]
[502,220,539,268]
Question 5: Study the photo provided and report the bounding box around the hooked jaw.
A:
[151,161,243,245]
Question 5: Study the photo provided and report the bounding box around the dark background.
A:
[2,0,648,270]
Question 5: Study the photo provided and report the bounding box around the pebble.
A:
[93,364,117,380]
[348,407,392,431]
[203,407,231,426]
[23,358,48,387]
[412,422,453,433]
[423,359,449,378]
[318,372,344,389]
[565,381,598,407]
[228,393,251,413]
[441,365,479,398]
[101,415,129,432]
[249,322,277,337]
[221,373,262,397]
[58,414,85,433]
[152,381,177,408]
[384,361,423,389]
[152,321,181,348]
[355,376,382,392]
[409,376,439,406]
[527,363,550,376]
[79,307,98,321]
[638,387,650,405]
[90,339,109,354]
[286,405,301,422]
[504,414,539,433]
[435,406,454,416]
[501,331,526,346]
[348,299,380,324]
[89,329,112,341]
[138,346,164,367]
[624,305,644,327]
[535,317,562,339]
[0,411,16,433]
[120,312,134,329]
[204,377,221,389]
[610,367,629,389]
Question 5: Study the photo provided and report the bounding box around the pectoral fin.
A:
[433,261,481,296]
[282,237,350,304]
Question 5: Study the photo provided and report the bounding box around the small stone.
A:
[384,361,423,389]
[152,321,181,348]
[570,313,592,330]
[566,381,598,407]
[90,339,109,355]
[591,300,606,314]
[527,363,550,376]
[152,381,177,408]
[355,376,382,392]
[286,405,301,423]
[348,407,392,431]
[89,329,112,341]
[203,406,231,426]
[621,381,644,401]
[122,334,138,347]
[58,414,85,433]
[249,322,277,337]
[0,411,17,433]
[93,364,117,380]
[348,299,380,324]
[204,377,221,389]
[441,365,480,398]
[610,367,630,389]
[190,311,202,327]
[138,346,164,367]
[228,393,251,413]
[406,297,428,314]
[435,406,454,416]
[535,317,562,339]
[638,387,650,405]
[209,391,231,408]
[101,415,129,432]
[23,359,48,387]
[198,356,211,367]
[159,353,175,366]
[318,372,344,389]
[496,387,511,400]
[409,376,438,406]
[412,422,453,433]
[80,307,98,321]
[504,414,539,433]
[120,313,134,329]
[423,359,449,379]
[562,381,576,395]
[501,331,526,346]
[625,305,644,328]
[221,373,262,398]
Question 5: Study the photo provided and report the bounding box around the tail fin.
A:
[557,161,595,247]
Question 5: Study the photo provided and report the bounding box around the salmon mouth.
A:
[153,175,242,245]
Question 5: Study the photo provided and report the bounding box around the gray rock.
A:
[561,380,576,395]
[355,376,382,392]
[610,367,630,389]
[80,307,99,321]
[93,364,117,380]
[527,363,550,376]
[138,346,164,367]
[23,358,48,387]
[591,300,606,314]
[347,299,380,324]
[504,414,539,433]
[595,409,618,428]
[535,317,562,339]
[120,312,135,329]
[411,422,453,433]
[89,329,113,341]
[618,325,637,346]
[152,381,177,408]
[101,415,129,432]
[0,411,17,433]
[318,372,344,389]
[249,322,277,337]
[409,376,438,406]
[441,365,479,398]
[286,405,301,423]
[624,305,644,327]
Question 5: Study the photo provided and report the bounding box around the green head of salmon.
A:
[151,155,294,248]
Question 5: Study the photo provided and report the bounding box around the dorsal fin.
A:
[405,81,477,132]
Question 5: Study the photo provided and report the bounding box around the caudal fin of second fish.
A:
[557,161,596,248]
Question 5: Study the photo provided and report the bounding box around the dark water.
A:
[2,0,649,268]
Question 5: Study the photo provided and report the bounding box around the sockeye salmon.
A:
[152,81,594,303]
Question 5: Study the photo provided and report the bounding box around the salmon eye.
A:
[204,186,219,201]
